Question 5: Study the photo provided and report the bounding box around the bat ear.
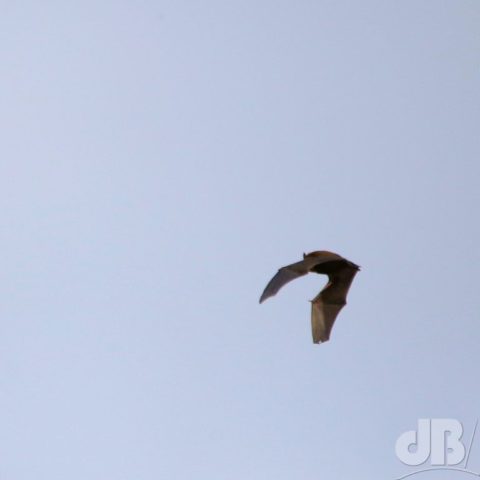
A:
[303,252,306,259]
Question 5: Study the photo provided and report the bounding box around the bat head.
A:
[304,251,327,258]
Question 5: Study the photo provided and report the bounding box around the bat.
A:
[259,251,360,343]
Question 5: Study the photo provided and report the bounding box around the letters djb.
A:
[396,419,465,466]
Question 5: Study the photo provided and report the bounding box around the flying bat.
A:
[259,251,360,344]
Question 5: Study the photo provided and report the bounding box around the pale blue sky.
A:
[1,1,479,479]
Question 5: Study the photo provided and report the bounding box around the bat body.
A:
[259,251,359,343]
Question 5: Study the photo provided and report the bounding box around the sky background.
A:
[1,1,479,479]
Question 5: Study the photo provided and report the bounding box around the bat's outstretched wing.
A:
[310,264,359,343]
[259,260,310,303]
[259,251,360,344]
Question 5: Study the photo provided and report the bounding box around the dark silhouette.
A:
[259,251,360,343]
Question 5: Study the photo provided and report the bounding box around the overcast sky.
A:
[1,1,479,479]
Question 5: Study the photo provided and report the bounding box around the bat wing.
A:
[259,260,310,303]
[311,301,345,344]
[310,265,359,343]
